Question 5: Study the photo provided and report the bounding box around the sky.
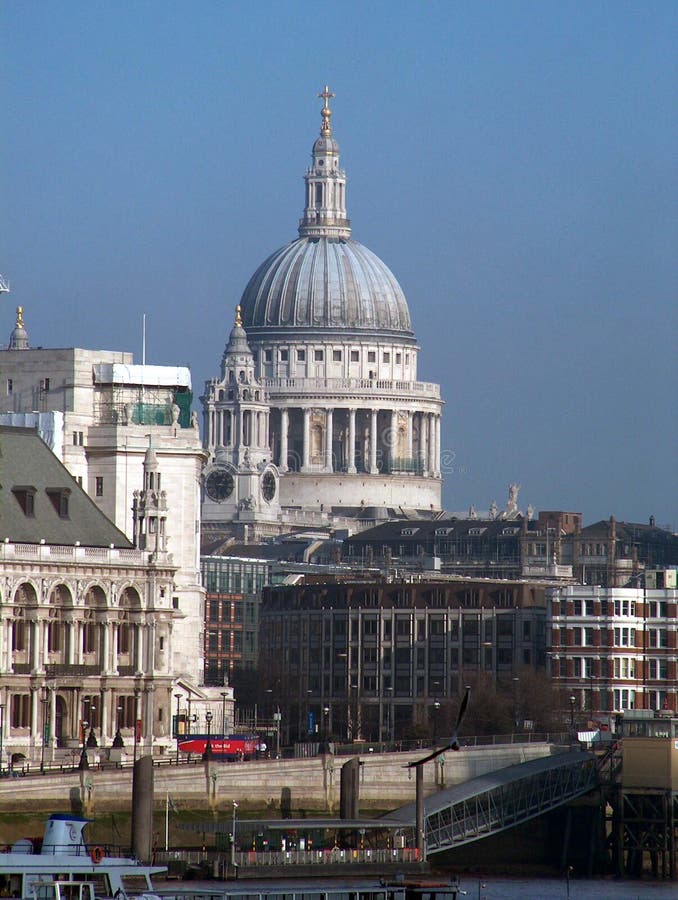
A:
[2,1,676,528]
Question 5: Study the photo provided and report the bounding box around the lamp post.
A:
[204,711,213,759]
[220,691,229,737]
[273,707,281,759]
[174,693,181,764]
[432,701,441,742]
[40,686,49,773]
[231,800,238,869]
[78,720,89,770]
[133,689,140,762]
[322,706,330,746]
[112,704,124,749]
[569,694,576,739]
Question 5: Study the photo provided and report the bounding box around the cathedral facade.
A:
[201,89,443,539]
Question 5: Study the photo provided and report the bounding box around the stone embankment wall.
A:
[0,743,556,816]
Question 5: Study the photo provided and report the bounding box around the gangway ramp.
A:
[382,748,599,855]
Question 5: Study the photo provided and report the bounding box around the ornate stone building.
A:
[202,88,443,540]
[0,329,207,690]
[0,426,180,764]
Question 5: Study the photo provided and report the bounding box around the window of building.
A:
[12,486,36,516]
[297,349,306,361]
[350,350,359,362]
[264,349,273,362]
[362,675,377,692]
[363,618,378,635]
[383,352,390,363]
[279,349,288,361]
[333,350,342,362]
[395,618,410,636]
[46,488,70,518]
[6,378,12,395]
[40,378,51,392]
[368,351,376,363]
[314,349,324,361]
[11,694,30,728]
[95,477,104,497]
[416,647,425,669]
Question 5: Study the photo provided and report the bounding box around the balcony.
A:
[261,376,441,400]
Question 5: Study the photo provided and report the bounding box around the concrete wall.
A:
[0,743,557,815]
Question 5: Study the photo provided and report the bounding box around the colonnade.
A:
[0,613,158,677]
[205,406,269,453]
[272,406,442,476]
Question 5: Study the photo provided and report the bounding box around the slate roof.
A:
[344,516,527,547]
[0,425,133,547]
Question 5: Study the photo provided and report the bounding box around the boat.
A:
[0,814,165,900]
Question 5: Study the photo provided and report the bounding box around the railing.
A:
[0,542,147,565]
[260,376,441,399]
[45,664,102,677]
[154,846,421,871]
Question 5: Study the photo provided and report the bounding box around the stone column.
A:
[369,409,379,474]
[406,411,414,460]
[302,408,311,472]
[49,688,57,750]
[390,410,398,470]
[31,687,39,740]
[420,411,428,474]
[30,619,39,673]
[67,621,75,665]
[348,409,357,474]
[111,622,119,674]
[435,415,441,477]
[325,408,334,472]
[100,687,109,743]
[279,408,289,472]
[428,414,436,474]
[5,618,13,672]
[102,622,110,675]
[135,624,144,673]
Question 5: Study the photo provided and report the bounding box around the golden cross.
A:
[318,84,335,108]
[318,85,335,135]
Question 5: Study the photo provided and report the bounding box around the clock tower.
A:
[201,307,280,539]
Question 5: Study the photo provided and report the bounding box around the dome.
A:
[237,86,415,343]
[240,236,414,340]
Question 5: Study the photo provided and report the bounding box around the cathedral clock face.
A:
[261,471,276,502]
[205,467,234,502]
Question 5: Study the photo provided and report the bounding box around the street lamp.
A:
[204,711,213,759]
[273,708,282,759]
[322,706,330,745]
[133,689,140,762]
[231,801,239,869]
[174,693,182,764]
[220,691,229,737]
[432,701,441,742]
[112,704,124,749]
[40,686,49,773]
[78,720,89,770]
[0,704,5,777]
[569,694,576,738]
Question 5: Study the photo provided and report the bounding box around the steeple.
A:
[298,86,351,240]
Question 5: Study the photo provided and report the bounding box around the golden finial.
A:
[16,306,24,328]
[318,84,335,136]
[235,305,243,327]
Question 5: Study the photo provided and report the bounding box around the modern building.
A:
[0,425,181,764]
[0,314,208,691]
[201,88,443,541]
[258,576,548,744]
[548,571,678,716]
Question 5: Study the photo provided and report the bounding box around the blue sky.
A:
[2,1,676,526]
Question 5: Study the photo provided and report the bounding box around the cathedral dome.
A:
[240,236,414,339]
[238,85,415,343]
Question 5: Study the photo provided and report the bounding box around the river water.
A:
[183,876,678,900]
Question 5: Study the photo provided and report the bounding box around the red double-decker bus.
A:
[177,734,260,760]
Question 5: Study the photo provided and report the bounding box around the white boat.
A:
[0,814,165,900]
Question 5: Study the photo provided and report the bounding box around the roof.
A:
[240,237,415,341]
[0,426,133,547]
[93,363,191,389]
[344,517,527,546]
